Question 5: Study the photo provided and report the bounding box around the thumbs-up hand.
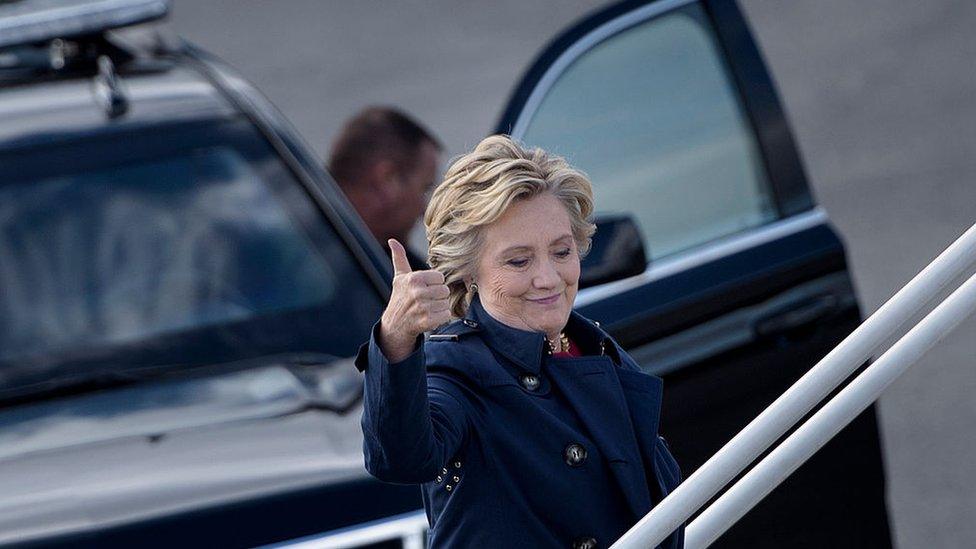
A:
[378,239,451,363]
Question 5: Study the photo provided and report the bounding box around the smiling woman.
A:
[355,135,684,548]
[424,135,596,319]
[473,193,582,345]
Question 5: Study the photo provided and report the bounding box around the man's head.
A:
[328,107,442,245]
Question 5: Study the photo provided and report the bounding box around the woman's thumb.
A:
[388,239,412,275]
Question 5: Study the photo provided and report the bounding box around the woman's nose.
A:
[533,258,561,289]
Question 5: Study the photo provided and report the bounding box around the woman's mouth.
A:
[528,294,561,305]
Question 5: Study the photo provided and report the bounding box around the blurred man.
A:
[328,106,443,271]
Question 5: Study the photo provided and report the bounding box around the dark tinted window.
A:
[0,119,382,380]
[518,3,777,261]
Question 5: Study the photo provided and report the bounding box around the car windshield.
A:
[0,118,384,394]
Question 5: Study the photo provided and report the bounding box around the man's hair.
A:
[327,106,442,190]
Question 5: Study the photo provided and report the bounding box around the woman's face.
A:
[473,192,580,341]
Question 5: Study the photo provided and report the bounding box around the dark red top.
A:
[552,337,582,358]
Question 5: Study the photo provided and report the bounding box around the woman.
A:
[354,135,683,548]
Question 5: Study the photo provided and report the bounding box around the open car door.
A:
[496,0,892,546]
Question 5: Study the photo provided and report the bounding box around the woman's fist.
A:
[378,238,451,362]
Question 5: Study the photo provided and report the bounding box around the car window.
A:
[519,2,778,261]
[0,119,383,370]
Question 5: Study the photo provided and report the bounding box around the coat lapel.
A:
[547,357,653,520]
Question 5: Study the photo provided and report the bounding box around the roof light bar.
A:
[0,0,170,49]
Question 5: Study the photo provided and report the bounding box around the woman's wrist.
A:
[378,319,420,364]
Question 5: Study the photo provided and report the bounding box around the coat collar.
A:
[464,293,618,374]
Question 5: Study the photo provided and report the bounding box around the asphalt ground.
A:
[169,2,976,546]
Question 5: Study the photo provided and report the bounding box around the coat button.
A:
[519,373,541,391]
[564,443,587,466]
[572,536,598,549]
[462,319,478,328]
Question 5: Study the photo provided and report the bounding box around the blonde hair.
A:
[424,135,596,317]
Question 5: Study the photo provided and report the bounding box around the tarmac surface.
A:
[169,2,976,546]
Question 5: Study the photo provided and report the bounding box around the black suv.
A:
[0,0,891,547]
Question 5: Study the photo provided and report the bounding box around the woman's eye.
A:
[507,258,529,268]
[555,248,572,259]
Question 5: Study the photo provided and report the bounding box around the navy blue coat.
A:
[356,295,684,548]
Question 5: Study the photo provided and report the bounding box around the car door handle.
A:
[752,294,840,338]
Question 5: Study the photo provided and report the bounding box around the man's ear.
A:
[365,159,400,205]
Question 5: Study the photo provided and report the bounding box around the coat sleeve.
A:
[355,321,470,484]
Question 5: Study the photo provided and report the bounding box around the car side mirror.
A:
[579,214,648,289]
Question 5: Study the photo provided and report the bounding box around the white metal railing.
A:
[612,221,976,548]
[259,510,428,549]
[685,269,976,548]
